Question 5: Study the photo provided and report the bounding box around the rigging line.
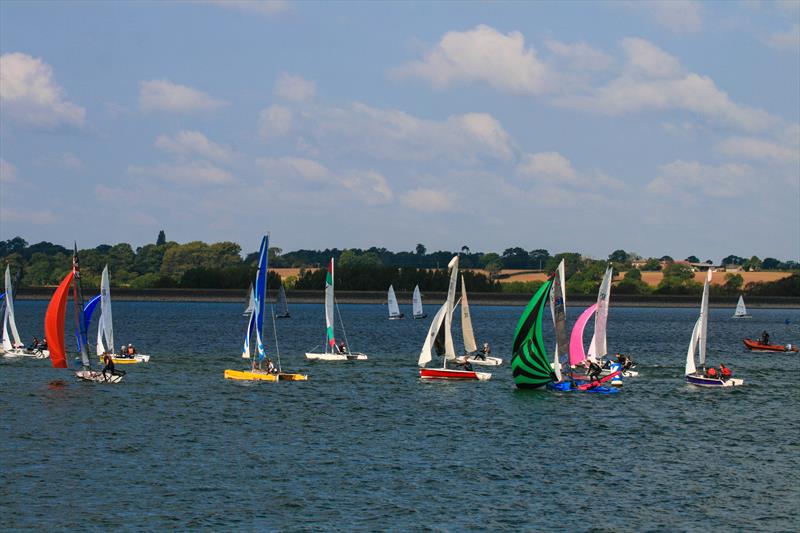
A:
[334,298,351,354]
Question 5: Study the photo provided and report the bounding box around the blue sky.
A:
[1,0,798,261]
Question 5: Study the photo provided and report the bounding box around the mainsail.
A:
[685,317,701,376]
[588,266,612,360]
[443,256,459,360]
[549,260,569,365]
[412,285,424,317]
[277,284,289,316]
[388,285,401,318]
[734,295,747,317]
[254,236,268,360]
[244,283,255,315]
[325,258,336,352]
[460,275,477,353]
[99,265,114,356]
[698,269,712,368]
[511,278,558,388]
[418,303,448,367]
[2,266,22,351]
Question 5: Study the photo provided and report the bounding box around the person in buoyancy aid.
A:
[120,345,127,358]
[719,363,732,381]
[102,353,119,380]
[616,353,633,371]
[706,366,718,379]
[476,342,490,360]
[462,360,474,371]
[587,360,603,381]
[761,330,770,345]
[39,338,47,352]
[127,344,137,357]
[28,336,40,351]
[339,342,348,354]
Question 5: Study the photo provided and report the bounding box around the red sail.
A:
[44,272,73,369]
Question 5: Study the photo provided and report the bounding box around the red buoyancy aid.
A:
[706,367,718,378]
[720,366,732,378]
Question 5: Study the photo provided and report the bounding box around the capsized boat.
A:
[419,256,490,381]
[412,285,427,319]
[454,275,501,366]
[305,258,367,361]
[45,245,123,383]
[387,284,404,319]
[742,338,798,353]
[511,260,618,392]
[685,270,743,387]
[2,265,48,358]
[224,235,307,382]
[275,283,290,318]
[732,295,752,319]
[92,266,150,364]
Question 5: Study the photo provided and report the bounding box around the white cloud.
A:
[339,170,393,205]
[306,102,514,162]
[766,24,800,51]
[390,24,552,94]
[545,39,613,71]
[516,151,625,193]
[622,1,703,33]
[256,156,329,182]
[274,73,316,102]
[401,188,455,212]
[646,160,754,202]
[555,39,776,131]
[139,79,228,113]
[717,136,799,163]
[155,130,233,162]
[258,104,293,140]
[0,52,85,128]
[0,159,18,184]
[517,152,576,182]
[129,161,234,186]
[197,0,291,16]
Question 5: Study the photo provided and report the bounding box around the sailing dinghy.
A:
[732,295,751,319]
[305,258,367,361]
[454,275,501,366]
[92,265,150,364]
[2,266,48,358]
[418,256,491,381]
[275,284,290,318]
[387,285,404,319]
[45,245,123,383]
[225,236,307,381]
[243,283,255,317]
[685,270,743,387]
[412,285,427,319]
[510,260,618,393]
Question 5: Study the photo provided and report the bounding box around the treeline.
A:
[0,234,796,296]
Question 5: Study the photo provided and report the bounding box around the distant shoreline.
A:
[14,288,799,308]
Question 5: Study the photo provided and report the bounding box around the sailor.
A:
[587,359,603,381]
[706,367,718,379]
[39,338,47,351]
[462,360,474,371]
[761,330,770,345]
[617,353,633,371]
[266,359,277,374]
[101,353,116,380]
[127,343,136,357]
[719,363,732,381]
[120,345,127,357]
[477,342,490,360]
[339,342,348,354]
[27,336,39,351]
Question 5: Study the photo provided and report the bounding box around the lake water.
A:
[1,300,799,532]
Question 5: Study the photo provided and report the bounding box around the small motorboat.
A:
[743,339,798,353]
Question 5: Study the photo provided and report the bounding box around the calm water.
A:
[1,300,799,532]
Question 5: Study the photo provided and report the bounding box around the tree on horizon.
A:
[156,230,166,246]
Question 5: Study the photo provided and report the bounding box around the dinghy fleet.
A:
[1,235,793,391]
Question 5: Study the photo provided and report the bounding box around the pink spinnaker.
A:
[569,304,597,367]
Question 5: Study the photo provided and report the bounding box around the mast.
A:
[71,244,91,370]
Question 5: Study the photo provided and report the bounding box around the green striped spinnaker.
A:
[511,278,558,388]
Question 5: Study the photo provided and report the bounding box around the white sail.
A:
[734,295,747,317]
[241,309,254,358]
[412,285,423,317]
[100,265,114,355]
[460,275,478,353]
[549,259,568,363]
[244,283,255,314]
[698,270,712,368]
[588,266,612,360]
[96,314,106,356]
[685,316,701,376]
[443,255,459,360]
[2,302,12,352]
[325,258,335,353]
[277,284,289,316]
[418,303,447,367]
[387,285,401,318]
[3,266,22,348]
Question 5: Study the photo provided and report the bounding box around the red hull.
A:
[743,339,798,352]
[419,368,487,380]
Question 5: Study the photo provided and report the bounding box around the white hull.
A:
[75,369,124,383]
[2,348,49,359]
[305,352,368,361]
[115,354,150,363]
[454,355,503,366]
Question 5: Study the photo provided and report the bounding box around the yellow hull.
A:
[224,369,308,382]
[99,356,145,365]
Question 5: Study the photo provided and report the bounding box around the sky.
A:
[1,0,798,261]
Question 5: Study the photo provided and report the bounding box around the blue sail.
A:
[75,294,101,351]
[254,236,269,360]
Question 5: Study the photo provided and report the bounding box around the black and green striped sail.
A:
[511,278,557,388]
